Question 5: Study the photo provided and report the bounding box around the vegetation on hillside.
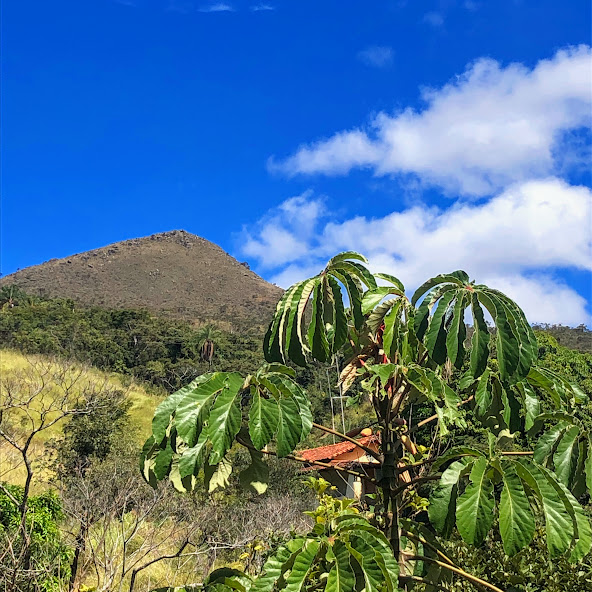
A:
[0,289,371,431]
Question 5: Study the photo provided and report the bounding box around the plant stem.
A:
[400,529,456,566]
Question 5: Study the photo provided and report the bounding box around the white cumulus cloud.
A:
[240,179,592,325]
[270,46,592,197]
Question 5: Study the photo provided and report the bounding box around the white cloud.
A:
[198,2,234,12]
[241,179,592,325]
[271,46,592,197]
[240,191,326,269]
[357,46,394,68]
[250,3,275,10]
[423,12,444,27]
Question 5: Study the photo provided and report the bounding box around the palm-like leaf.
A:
[140,365,312,492]
[412,273,537,382]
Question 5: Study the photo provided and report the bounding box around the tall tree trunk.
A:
[68,520,88,592]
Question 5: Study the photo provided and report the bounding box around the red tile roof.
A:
[298,434,379,462]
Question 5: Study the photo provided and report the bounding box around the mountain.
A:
[0,230,282,328]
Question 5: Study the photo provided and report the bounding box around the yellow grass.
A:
[0,349,162,489]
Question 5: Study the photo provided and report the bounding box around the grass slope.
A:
[0,349,161,488]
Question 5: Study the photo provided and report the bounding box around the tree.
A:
[141,252,592,591]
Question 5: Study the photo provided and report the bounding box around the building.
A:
[298,429,380,499]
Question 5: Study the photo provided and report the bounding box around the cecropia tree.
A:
[141,252,592,591]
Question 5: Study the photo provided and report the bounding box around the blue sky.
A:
[2,0,591,325]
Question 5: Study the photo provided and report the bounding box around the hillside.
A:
[0,349,161,488]
[0,230,282,328]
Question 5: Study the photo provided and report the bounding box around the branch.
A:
[405,555,505,592]
[236,436,376,484]
[401,529,456,567]
[128,539,192,592]
[312,422,382,462]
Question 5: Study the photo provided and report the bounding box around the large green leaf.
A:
[248,388,279,450]
[515,460,574,557]
[533,422,570,465]
[204,456,233,493]
[178,432,209,478]
[346,537,384,592]
[365,298,398,336]
[424,290,456,365]
[284,540,320,592]
[381,299,402,361]
[326,540,356,592]
[429,458,474,538]
[537,464,591,561]
[489,290,537,381]
[307,280,330,363]
[251,542,304,592]
[411,271,468,306]
[478,291,521,382]
[335,522,398,590]
[175,373,229,446]
[151,374,210,444]
[362,287,405,315]
[474,368,492,416]
[456,456,495,546]
[272,374,313,441]
[374,272,405,292]
[327,251,368,266]
[239,447,269,495]
[518,382,540,432]
[285,280,315,367]
[328,275,348,352]
[446,294,467,368]
[276,397,302,457]
[207,373,245,464]
[469,293,490,378]
[499,463,535,555]
[153,441,174,480]
[553,425,580,487]
[331,270,364,330]
[263,287,294,363]
[329,260,377,291]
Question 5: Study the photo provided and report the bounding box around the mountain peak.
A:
[1,232,282,328]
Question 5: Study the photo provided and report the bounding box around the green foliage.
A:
[0,293,266,392]
[144,252,591,591]
[0,484,72,591]
[141,365,312,492]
